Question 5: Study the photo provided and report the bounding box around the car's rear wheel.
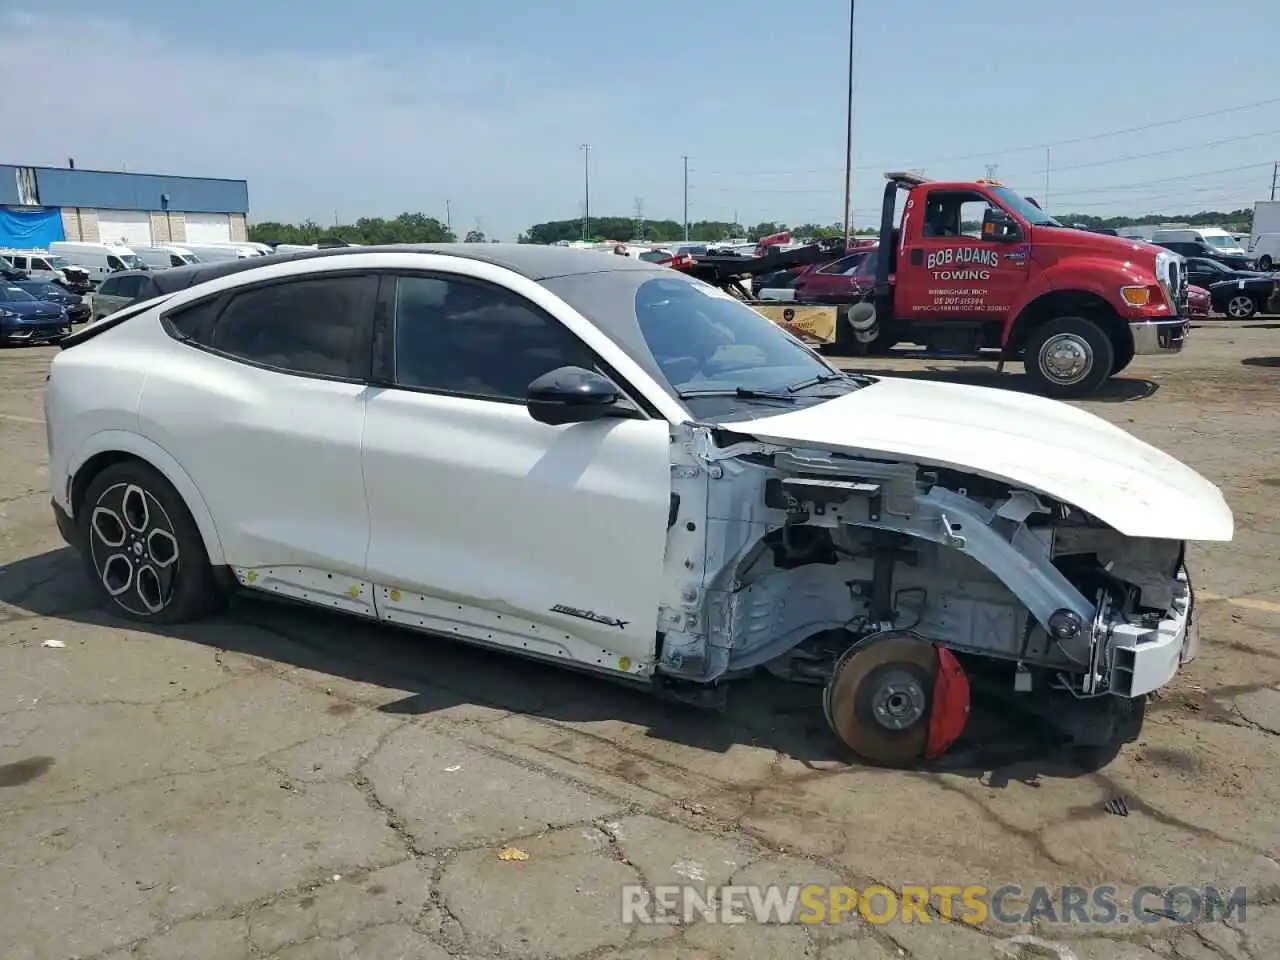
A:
[1259,254,1274,271]
[1225,294,1258,319]
[78,460,225,624]
[1022,316,1114,398]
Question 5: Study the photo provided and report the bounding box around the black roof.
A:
[133,243,661,303]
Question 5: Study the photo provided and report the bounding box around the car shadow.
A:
[1,546,1103,782]
[840,364,1159,402]
[1242,357,1280,368]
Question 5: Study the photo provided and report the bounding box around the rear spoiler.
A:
[58,294,174,350]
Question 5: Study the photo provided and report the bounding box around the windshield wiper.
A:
[787,372,850,392]
[677,387,796,402]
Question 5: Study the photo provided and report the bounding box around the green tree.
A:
[464,229,486,243]
[248,212,454,245]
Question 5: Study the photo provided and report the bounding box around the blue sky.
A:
[3,1,1279,239]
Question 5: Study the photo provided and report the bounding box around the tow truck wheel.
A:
[1023,316,1114,398]
[823,631,970,767]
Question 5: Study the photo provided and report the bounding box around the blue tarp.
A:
[0,206,66,249]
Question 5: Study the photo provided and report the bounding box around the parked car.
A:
[11,280,90,324]
[1152,229,1255,271]
[1187,285,1210,318]
[0,283,70,345]
[45,244,1231,765]
[0,248,92,290]
[1206,274,1278,319]
[134,245,201,271]
[87,271,151,321]
[792,249,877,303]
[48,242,147,283]
[1246,234,1280,271]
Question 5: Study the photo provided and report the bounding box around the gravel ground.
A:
[1,322,1278,960]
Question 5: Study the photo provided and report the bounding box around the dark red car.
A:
[793,247,879,303]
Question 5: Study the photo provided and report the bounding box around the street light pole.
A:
[683,155,690,241]
[580,144,592,240]
[841,0,855,250]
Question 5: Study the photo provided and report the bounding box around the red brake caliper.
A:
[926,647,970,759]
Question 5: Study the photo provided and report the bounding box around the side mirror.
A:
[526,366,631,426]
[981,208,1021,243]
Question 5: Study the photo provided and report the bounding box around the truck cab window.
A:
[923,192,997,240]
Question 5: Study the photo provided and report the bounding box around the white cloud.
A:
[0,12,625,238]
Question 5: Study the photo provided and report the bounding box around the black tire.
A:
[1259,254,1273,271]
[78,460,225,624]
[1022,316,1114,398]
[1224,293,1258,320]
[1110,337,1136,376]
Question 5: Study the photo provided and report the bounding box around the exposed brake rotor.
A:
[824,631,966,766]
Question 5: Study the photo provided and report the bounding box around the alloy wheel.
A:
[87,482,182,616]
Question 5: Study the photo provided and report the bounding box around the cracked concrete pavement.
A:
[1,325,1278,959]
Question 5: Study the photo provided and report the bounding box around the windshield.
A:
[0,285,36,303]
[988,186,1061,227]
[119,254,146,270]
[22,282,61,296]
[1204,234,1240,249]
[539,270,865,418]
[181,254,199,263]
[46,256,71,269]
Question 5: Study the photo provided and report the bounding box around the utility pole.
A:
[1271,161,1278,202]
[633,197,645,241]
[445,199,452,233]
[984,164,998,180]
[580,144,592,240]
[841,0,856,250]
[682,155,690,241]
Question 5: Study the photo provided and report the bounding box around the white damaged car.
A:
[44,245,1233,765]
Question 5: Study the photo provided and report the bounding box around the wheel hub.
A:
[1228,295,1254,318]
[87,482,182,617]
[870,670,927,730]
[1039,333,1093,385]
[824,631,942,765]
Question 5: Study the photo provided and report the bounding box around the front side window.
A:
[31,259,51,271]
[99,278,121,296]
[208,274,375,379]
[107,256,125,270]
[392,275,597,401]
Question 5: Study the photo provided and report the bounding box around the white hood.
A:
[727,377,1233,542]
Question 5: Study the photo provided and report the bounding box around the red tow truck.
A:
[676,173,1192,398]
[848,172,1191,396]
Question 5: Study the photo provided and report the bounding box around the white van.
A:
[1247,234,1280,271]
[134,245,200,270]
[0,247,86,284]
[177,242,264,263]
[48,241,146,281]
[1150,227,1249,257]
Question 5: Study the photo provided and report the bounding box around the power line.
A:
[697,161,1274,199]
[697,96,1280,178]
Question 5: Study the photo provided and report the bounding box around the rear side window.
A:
[99,277,121,296]
[206,274,376,380]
